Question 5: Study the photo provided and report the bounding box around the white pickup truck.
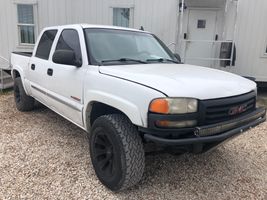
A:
[11,24,266,191]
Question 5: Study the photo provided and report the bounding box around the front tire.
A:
[14,77,34,112]
[89,114,145,191]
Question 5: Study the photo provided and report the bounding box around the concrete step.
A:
[0,81,13,89]
[0,74,11,79]
[0,71,13,89]
[1,78,13,83]
[0,77,12,83]
[0,71,11,80]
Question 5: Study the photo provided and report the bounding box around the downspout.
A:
[230,0,239,67]
[174,0,185,59]
[178,0,185,62]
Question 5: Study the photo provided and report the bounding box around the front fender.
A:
[83,90,143,131]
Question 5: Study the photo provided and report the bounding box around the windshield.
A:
[84,28,178,65]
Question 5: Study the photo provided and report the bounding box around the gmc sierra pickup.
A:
[11,24,266,191]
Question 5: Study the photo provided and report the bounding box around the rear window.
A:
[35,30,57,60]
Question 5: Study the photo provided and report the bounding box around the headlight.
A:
[149,98,198,114]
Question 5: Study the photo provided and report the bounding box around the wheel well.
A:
[88,102,125,126]
[13,70,20,78]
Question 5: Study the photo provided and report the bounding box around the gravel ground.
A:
[0,92,266,200]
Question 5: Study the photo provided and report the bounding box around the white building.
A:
[0,0,267,89]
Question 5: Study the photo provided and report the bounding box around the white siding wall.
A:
[0,0,267,82]
[133,0,178,51]
[0,0,178,61]
[186,0,225,8]
[231,0,267,82]
[223,0,237,40]
[0,0,17,60]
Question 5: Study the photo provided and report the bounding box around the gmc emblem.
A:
[228,104,248,116]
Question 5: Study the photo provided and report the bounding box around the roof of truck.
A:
[44,24,150,34]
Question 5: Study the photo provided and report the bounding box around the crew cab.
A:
[11,24,266,191]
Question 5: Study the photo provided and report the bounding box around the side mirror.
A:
[173,53,181,63]
[52,50,82,67]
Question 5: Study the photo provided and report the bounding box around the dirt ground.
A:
[0,92,266,200]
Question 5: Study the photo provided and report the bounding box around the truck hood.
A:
[99,64,256,100]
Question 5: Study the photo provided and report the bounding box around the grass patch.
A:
[0,88,13,95]
[257,97,267,107]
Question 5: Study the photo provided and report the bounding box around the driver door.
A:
[45,28,87,127]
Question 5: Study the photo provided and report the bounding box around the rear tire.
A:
[14,77,34,112]
[89,114,145,191]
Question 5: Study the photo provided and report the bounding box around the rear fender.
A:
[12,65,31,95]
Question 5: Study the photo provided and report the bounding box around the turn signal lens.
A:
[155,120,197,128]
[149,98,198,114]
[149,99,169,114]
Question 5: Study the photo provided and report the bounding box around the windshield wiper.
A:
[101,58,147,64]
[146,58,179,64]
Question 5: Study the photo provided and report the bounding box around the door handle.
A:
[184,33,187,40]
[47,68,53,76]
[31,64,35,70]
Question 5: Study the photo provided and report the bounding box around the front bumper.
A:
[142,107,266,146]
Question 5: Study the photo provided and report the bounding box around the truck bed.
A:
[11,51,33,73]
[12,51,33,57]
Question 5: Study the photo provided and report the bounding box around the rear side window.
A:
[35,30,57,60]
[56,29,82,63]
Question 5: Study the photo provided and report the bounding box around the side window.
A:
[17,4,36,44]
[113,8,131,28]
[56,29,82,63]
[35,30,58,60]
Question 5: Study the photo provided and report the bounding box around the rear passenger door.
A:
[28,29,58,103]
[45,28,87,127]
